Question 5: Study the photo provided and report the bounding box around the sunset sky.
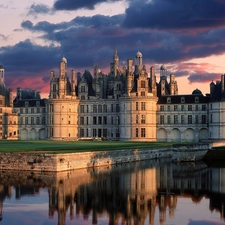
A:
[1,0,225,97]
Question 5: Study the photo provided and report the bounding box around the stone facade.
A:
[1,50,225,142]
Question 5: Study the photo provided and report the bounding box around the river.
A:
[0,159,224,225]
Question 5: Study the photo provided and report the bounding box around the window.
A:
[181,105,185,111]
[50,116,54,125]
[141,91,145,96]
[80,117,84,125]
[136,102,138,111]
[195,115,198,124]
[167,105,170,111]
[80,129,84,137]
[188,115,192,124]
[86,105,89,113]
[195,105,198,111]
[31,117,34,125]
[202,105,206,111]
[188,105,192,111]
[50,128,54,137]
[167,97,171,103]
[167,115,171,124]
[136,115,138,124]
[42,117,46,125]
[80,105,84,113]
[37,108,40,113]
[174,105,178,111]
[25,108,28,114]
[141,81,145,88]
[81,86,85,92]
[98,117,102,124]
[103,104,107,113]
[87,117,89,125]
[81,95,85,100]
[174,115,178,124]
[98,105,102,113]
[20,108,23,114]
[160,115,164,124]
[141,128,146,137]
[31,108,34,113]
[201,115,207,124]
[49,104,54,113]
[116,116,120,125]
[93,105,97,113]
[37,117,40,125]
[93,117,97,125]
[111,104,114,112]
[103,129,107,137]
[160,106,164,111]
[116,104,120,112]
[25,117,28,125]
[93,129,97,137]
[136,128,138,137]
[141,115,146,124]
[103,116,107,125]
[20,117,23,125]
[181,97,185,103]
[181,115,184,124]
[42,108,46,113]
[195,97,199,103]
[111,116,113,125]
[141,102,146,111]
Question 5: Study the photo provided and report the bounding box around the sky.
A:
[1,0,225,97]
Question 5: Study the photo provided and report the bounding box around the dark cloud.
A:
[188,72,221,84]
[0,34,7,41]
[123,0,225,31]
[27,3,53,16]
[54,0,122,10]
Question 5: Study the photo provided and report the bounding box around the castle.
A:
[0,50,225,142]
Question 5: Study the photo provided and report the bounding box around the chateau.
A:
[0,50,225,142]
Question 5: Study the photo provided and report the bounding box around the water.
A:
[0,159,225,225]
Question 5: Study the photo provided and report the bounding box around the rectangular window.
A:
[160,115,164,124]
[116,104,120,112]
[136,115,138,124]
[167,105,170,111]
[50,104,54,113]
[141,128,146,137]
[98,105,102,113]
[31,117,34,125]
[98,117,102,124]
[111,116,113,125]
[103,116,107,124]
[37,108,40,113]
[50,128,54,137]
[136,102,138,110]
[141,102,146,110]
[141,115,146,124]
[181,105,185,111]
[174,105,178,111]
[188,115,192,124]
[136,128,138,137]
[25,117,28,125]
[36,117,40,125]
[80,105,84,113]
[80,129,84,137]
[80,117,84,125]
[141,80,145,88]
[188,105,192,111]
[202,105,206,111]
[42,117,46,125]
[93,105,97,113]
[103,104,107,113]
[93,129,97,137]
[181,115,185,124]
[20,108,23,114]
[86,117,89,125]
[167,115,171,124]
[141,91,145,96]
[93,116,97,125]
[202,115,207,124]
[160,105,164,111]
[111,104,114,112]
[31,108,34,113]
[86,105,89,113]
[174,115,178,124]
[195,115,198,124]
[42,108,46,113]
[103,129,107,137]
[25,108,28,114]
[116,116,120,125]
[196,105,198,111]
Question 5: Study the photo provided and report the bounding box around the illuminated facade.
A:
[1,50,225,141]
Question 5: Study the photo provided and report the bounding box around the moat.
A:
[0,158,224,225]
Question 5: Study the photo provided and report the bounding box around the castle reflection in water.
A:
[0,160,225,225]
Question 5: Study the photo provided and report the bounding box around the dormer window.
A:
[81,86,85,92]
[181,97,185,103]
[167,97,171,103]
[36,101,40,107]
[195,97,199,103]
[25,101,29,107]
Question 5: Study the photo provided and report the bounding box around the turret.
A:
[135,51,143,74]
[59,57,67,98]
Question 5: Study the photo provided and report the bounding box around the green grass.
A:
[0,140,175,153]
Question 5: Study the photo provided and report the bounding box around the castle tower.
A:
[135,51,143,74]
[160,65,167,96]
[71,70,76,96]
[113,48,119,76]
[59,57,67,98]
[170,73,178,95]
[127,59,133,95]
[0,65,4,84]
[150,66,157,97]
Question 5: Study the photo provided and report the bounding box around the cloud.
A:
[0,34,7,41]
[123,0,225,31]
[54,0,122,10]
[27,3,53,16]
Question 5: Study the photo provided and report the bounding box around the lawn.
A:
[0,140,175,153]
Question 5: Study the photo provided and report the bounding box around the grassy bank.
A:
[0,140,175,153]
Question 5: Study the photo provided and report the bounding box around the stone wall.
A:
[0,148,172,172]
